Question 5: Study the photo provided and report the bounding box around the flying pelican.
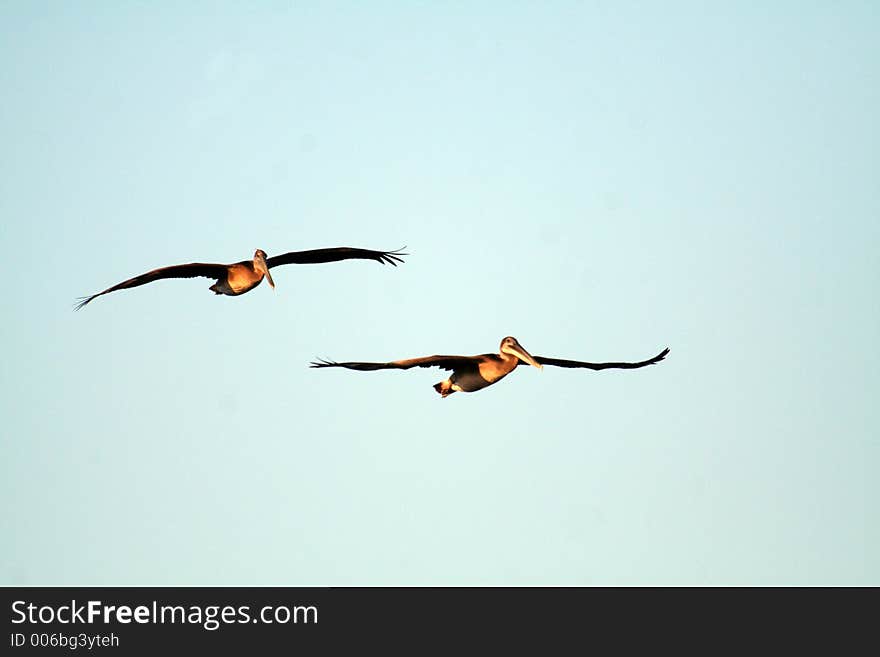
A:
[75,246,406,310]
[311,336,670,397]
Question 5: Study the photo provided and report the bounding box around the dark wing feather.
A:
[267,246,407,268]
[521,347,670,370]
[310,354,476,372]
[75,262,229,310]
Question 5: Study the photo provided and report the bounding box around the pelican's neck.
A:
[498,349,519,364]
[494,350,521,378]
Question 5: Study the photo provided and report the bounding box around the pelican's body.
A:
[435,350,523,395]
[207,257,270,296]
[75,246,406,309]
[312,337,670,397]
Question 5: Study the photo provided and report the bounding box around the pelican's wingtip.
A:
[381,246,408,266]
[73,296,93,312]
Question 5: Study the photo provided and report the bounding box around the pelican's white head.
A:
[254,249,275,289]
[500,336,542,369]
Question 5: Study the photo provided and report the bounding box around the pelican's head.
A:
[500,336,542,369]
[254,249,275,289]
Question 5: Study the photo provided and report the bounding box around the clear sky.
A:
[1,2,877,585]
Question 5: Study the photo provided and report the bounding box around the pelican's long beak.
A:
[508,340,543,370]
[256,257,275,289]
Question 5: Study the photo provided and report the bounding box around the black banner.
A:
[0,586,866,652]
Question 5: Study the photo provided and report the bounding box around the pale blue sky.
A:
[1,2,877,584]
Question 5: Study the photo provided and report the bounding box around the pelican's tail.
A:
[433,380,455,398]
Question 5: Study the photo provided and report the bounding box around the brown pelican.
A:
[311,336,670,397]
[75,246,406,310]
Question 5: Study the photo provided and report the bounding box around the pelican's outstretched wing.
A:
[75,262,230,310]
[520,347,670,370]
[311,354,477,372]
[267,247,406,268]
